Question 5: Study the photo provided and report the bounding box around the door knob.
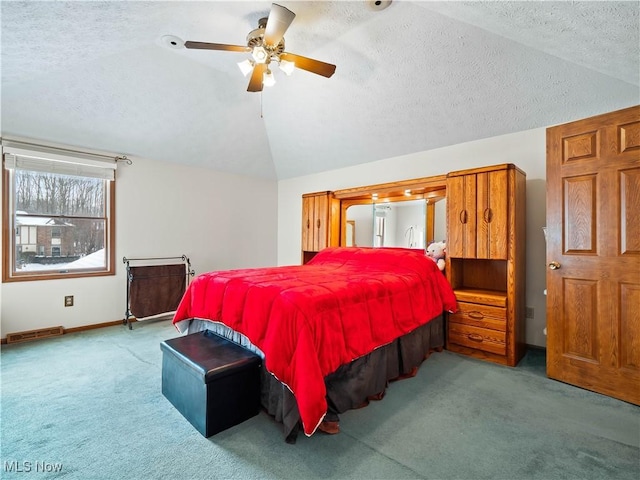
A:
[548,261,561,270]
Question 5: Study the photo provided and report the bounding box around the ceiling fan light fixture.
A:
[237,59,255,77]
[263,69,276,87]
[183,3,336,92]
[279,59,295,76]
[252,46,269,64]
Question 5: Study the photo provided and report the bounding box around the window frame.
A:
[2,160,116,282]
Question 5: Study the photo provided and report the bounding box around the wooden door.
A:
[546,105,640,405]
[476,169,509,260]
[447,174,477,258]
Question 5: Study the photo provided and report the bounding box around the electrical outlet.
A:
[525,306,534,319]
[64,295,74,307]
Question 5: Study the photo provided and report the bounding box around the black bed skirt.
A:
[185,315,444,441]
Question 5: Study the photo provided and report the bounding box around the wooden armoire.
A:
[445,164,527,367]
[546,105,640,405]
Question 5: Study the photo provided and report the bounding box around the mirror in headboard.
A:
[345,197,446,248]
[335,175,447,249]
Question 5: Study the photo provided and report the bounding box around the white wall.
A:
[1,156,278,337]
[278,128,548,347]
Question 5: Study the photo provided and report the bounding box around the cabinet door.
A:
[302,193,330,252]
[313,193,329,250]
[302,196,314,252]
[447,175,476,258]
[476,170,509,259]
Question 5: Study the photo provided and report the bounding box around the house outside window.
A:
[2,142,117,281]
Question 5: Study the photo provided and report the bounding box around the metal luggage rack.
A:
[123,255,195,330]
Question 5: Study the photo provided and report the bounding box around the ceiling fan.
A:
[184,3,336,92]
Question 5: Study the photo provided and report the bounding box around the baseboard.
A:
[1,318,138,345]
[64,318,137,334]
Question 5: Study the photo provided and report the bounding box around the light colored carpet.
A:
[1,318,638,480]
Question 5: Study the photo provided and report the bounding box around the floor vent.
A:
[6,326,64,344]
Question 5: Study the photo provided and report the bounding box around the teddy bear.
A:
[426,241,446,271]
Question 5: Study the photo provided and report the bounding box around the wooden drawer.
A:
[449,302,506,331]
[454,288,507,307]
[448,323,506,356]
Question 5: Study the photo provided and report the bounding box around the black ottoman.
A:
[161,330,262,437]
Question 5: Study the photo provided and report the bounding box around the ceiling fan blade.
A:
[263,4,296,47]
[184,41,248,53]
[247,63,267,92]
[280,53,336,78]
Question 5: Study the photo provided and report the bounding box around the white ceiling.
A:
[1,1,638,180]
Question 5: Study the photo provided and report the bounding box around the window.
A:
[2,142,117,282]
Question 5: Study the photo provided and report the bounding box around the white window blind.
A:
[2,142,117,181]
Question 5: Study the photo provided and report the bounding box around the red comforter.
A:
[173,247,457,436]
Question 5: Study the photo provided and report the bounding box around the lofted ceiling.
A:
[1,1,638,180]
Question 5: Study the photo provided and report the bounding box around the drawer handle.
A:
[468,333,484,342]
[459,210,468,224]
[468,311,484,320]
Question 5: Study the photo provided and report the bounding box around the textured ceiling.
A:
[1,1,638,180]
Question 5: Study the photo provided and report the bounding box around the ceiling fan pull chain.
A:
[260,92,264,119]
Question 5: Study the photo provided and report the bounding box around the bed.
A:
[172,247,457,439]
